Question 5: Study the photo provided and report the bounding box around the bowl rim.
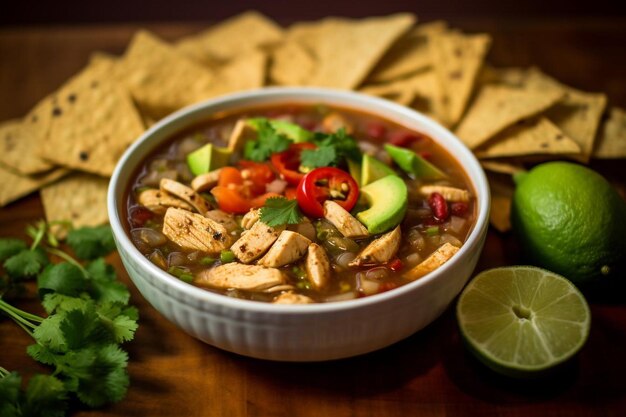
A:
[108,86,490,314]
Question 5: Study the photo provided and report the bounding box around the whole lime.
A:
[511,162,626,286]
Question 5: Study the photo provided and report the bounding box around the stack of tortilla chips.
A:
[1,11,624,235]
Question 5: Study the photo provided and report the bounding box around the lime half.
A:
[457,266,591,377]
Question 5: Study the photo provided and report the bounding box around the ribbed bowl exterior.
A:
[108,88,490,362]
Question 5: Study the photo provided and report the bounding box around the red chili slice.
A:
[270,142,317,186]
[296,167,359,218]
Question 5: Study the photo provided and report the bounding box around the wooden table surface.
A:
[1,17,626,417]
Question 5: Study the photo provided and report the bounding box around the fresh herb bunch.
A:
[0,222,138,416]
[243,119,292,162]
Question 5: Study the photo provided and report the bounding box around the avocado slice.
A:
[361,154,397,186]
[384,144,446,179]
[356,175,408,234]
[247,117,313,143]
[347,159,362,186]
[186,143,231,176]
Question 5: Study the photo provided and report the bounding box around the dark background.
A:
[1,0,626,26]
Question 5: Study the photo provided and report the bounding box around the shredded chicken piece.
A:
[204,209,239,232]
[195,263,286,291]
[227,119,258,154]
[231,221,285,263]
[258,231,311,268]
[404,242,460,280]
[190,168,222,192]
[138,189,194,214]
[323,200,369,238]
[162,207,231,253]
[419,185,470,203]
[305,243,332,290]
[273,292,315,304]
[241,208,261,229]
[349,226,401,267]
[160,178,211,214]
[322,112,354,134]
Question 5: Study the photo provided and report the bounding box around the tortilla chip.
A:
[288,13,415,89]
[475,117,580,158]
[455,85,563,149]
[120,30,217,118]
[360,70,444,120]
[174,11,283,64]
[480,160,526,175]
[38,62,144,177]
[0,119,54,175]
[269,41,317,86]
[40,172,109,236]
[478,65,528,88]
[525,69,607,161]
[367,20,448,83]
[0,164,68,207]
[488,173,516,233]
[213,49,267,93]
[429,31,492,126]
[593,107,626,158]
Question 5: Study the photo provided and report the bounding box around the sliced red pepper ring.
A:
[296,167,359,218]
[270,142,317,186]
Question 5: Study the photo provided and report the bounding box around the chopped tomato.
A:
[296,167,359,218]
[270,142,317,186]
[284,187,298,200]
[388,258,404,272]
[251,192,282,208]
[210,186,251,214]
[239,160,275,195]
[218,167,244,187]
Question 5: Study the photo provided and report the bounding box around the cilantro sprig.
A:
[300,128,362,169]
[243,119,292,162]
[0,222,138,415]
[259,197,304,227]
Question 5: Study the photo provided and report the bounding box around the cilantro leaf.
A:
[243,119,292,162]
[42,293,89,315]
[33,314,67,353]
[259,197,304,227]
[27,344,60,366]
[86,259,130,304]
[0,238,27,262]
[300,145,337,169]
[38,263,88,298]
[311,128,361,163]
[58,345,129,407]
[66,226,116,260]
[0,371,21,407]
[22,374,68,417]
[3,248,49,279]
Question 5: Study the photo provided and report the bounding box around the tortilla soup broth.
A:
[125,104,475,303]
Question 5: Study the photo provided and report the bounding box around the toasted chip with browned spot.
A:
[593,107,626,159]
[0,119,53,175]
[0,165,68,207]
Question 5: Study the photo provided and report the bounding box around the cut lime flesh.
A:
[456,266,590,377]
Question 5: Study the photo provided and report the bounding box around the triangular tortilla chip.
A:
[525,69,607,162]
[269,41,317,86]
[213,50,267,93]
[120,30,218,118]
[488,173,517,233]
[41,172,109,236]
[37,61,144,176]
[429,31,492,126]
[455,85,563,149]
[0,119,53,175]
[475,117,581,158]
[480,160,526,175]
[288,14,415,89]
[367,20,448,83]
[593,107,626,159]
[478,65,528,88]
[174,11,283,64]
[0,164,68,207]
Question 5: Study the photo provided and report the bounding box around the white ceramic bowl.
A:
[108,87,490,362]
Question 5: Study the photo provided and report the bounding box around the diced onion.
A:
[167,252,188,267]
[335,252,357,269]
[131,228,168,248]
[266,179,288,194]
[448,216,467,234]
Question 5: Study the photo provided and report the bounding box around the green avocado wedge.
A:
[347,159,362,186]
[186,143,231,176]
[247,117,313,143]
[361,154,397,186]
[384,144,446,179]
[356,175,408,234]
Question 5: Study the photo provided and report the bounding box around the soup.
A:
[125,104,475,303]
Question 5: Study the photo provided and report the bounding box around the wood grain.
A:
[1,18,625,417]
